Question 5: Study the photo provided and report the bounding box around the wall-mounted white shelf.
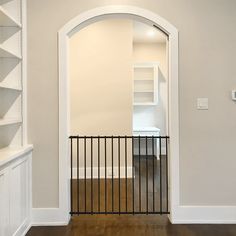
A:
[0,6,21,27]
[0,45,21,58]
[134,90,154,93]
[134,78,154,81]
[133,62,159,106]
[133,126,160,133]
[0,118,22,126]
[133,102,156,106]
[0,83,22,91]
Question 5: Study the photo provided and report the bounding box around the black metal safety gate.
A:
[69,135,169,215]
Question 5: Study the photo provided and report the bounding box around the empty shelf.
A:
[0,6,21,27]
[133,102,156,106]
[133,127,160,132]
[0,45,21,58]
[0,83,22,91]
[0,118,22,126]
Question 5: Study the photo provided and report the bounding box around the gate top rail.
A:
[69,135,170,139]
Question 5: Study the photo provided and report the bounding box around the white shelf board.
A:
[0,145,33,167]
[133,126,160,132]
[0,118,22,126]
[0,83,22,91]
[0,45,21,58]
[134,78,154,81]
[134,90,153,93]
[133,102,156,106]
[0,0,15,3]
[0,6,21,27]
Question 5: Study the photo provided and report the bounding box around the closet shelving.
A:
[0,5,21,27]
[0,0,26,155]
[133,62,159,106]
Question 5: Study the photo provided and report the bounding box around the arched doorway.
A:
[58,5,179,223]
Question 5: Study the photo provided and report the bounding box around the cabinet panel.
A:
[9,157,28,235]
[0,169,9,236]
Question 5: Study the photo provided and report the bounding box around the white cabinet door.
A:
[9,157,28,235]
[0,169,10,236]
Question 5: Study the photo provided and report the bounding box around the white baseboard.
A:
[72,166,133,179]
[170,205,236,224]
[31,206,236,226]
[14,218,31,236]
[20,223,31,236]
[31,208,69,226]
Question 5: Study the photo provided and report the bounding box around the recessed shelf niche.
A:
[0,0,24,152]
[133,62,159,106]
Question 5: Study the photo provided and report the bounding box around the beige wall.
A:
[28,0,236,208]
[69,19,133,169]
[133,42,167,135]
[69,19,133,136]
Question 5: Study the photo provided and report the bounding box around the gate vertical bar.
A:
[105,137,107,214]
[146,136,148,214]
[125,136,128,212]
[77,137,80,214]
[70,138,73,214]
[159,137,162,214]
[111,136,114,213]
[91,137,93,214]
[84,137,87,212]
[132,137,135,214]
[152,136,155,212]
[138,136,141,212]
[98,136,100,213]
[165,137,169,212]
[118,137,121,214]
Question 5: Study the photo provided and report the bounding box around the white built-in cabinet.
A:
[0,0,32,235]
[133,62,159,106]
[0,149,31,236]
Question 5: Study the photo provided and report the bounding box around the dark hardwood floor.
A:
[71,155,168,214]
[27,215,236,236]
[27,156,236,236]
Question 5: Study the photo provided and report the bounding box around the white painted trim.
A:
[58,5,179,224]
[13,219,30,236]
[31,208,69,226]
[172,205,236,224]
[72,166,133,179]
[21,0,27,146]
[30,206,236,227]
[19,224,31,236]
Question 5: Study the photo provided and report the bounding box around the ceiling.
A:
[133,21,167,44]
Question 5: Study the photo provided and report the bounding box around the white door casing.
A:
[58,5,179,223]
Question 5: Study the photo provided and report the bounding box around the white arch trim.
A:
[58,5,179,224]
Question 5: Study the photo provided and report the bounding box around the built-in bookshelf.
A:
[0,0,25,152]
[133,62,159,106]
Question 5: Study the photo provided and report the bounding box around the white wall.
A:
[27,0,236,208]
[133,42,167,135]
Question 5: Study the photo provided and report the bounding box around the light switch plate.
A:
[232,90,236,101]
[197,98,208,110]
